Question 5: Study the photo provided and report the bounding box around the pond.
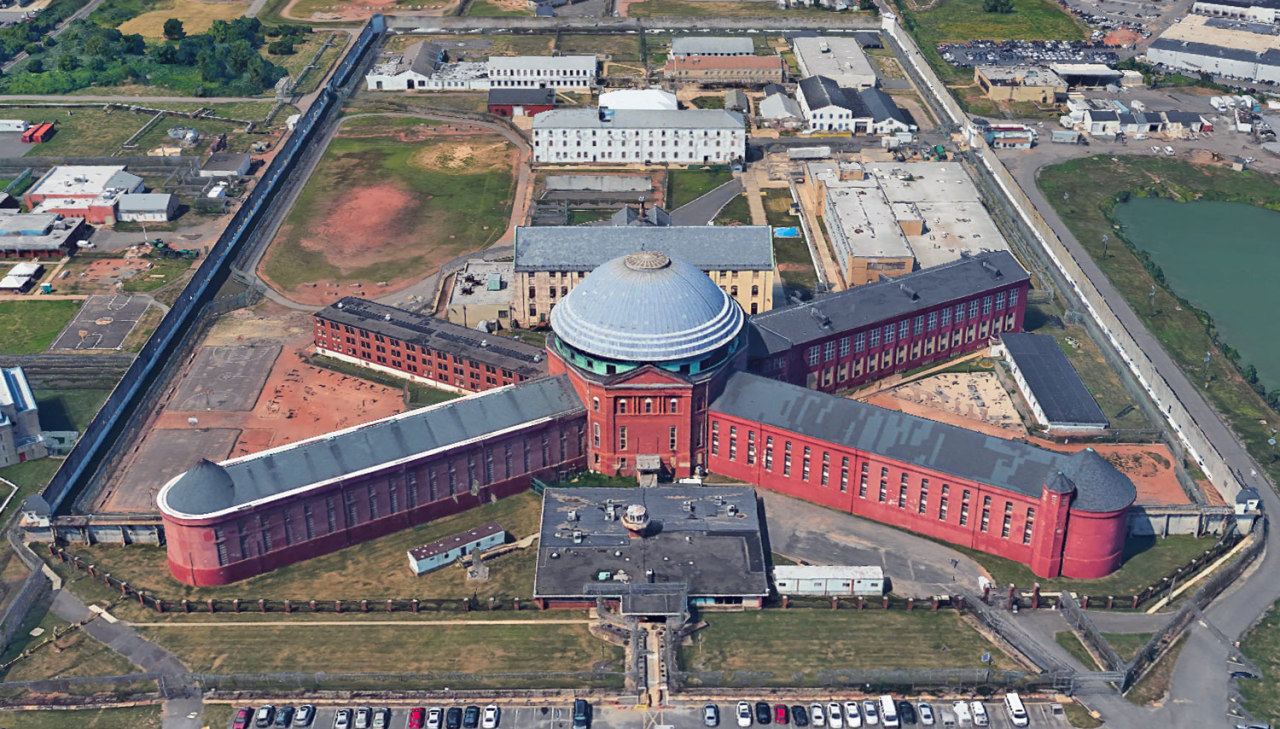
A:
[1113,197,1280,391]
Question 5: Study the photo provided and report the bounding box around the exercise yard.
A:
[680,610,1018,686]
[259,116,516,305]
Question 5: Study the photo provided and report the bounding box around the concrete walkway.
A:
[669,177,744,226]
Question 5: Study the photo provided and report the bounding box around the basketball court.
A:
[50,295,152,351]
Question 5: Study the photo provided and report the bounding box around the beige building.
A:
[513,223,775,328]
[974,66,1067,104]
[663,55,786,86]
[446,260,515,329]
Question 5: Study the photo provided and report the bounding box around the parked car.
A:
[354,709,371,729]
[705,704,721,727]
[1164,146,1176,156]
[256,706,277,729]
[295,705,316,728]
[969,702,988,727]
[463,705,481,729]
[844,702,862,729]
[427,708,443,729]
[1151,145,1161,154]
[1231,671,1259,679]
[738,702,753,728]
[828,703,843,729]
[792,705,809,727]
[896,702,916,725]
[234,708,252,729]
[446,707,463,729]
[275,707,296,728]
[410,709,426,729]
[756,702,772,725]
[809,704,825,728]
[333,710,352,729]
[372,709,390,729]
[916,703,934,727]
[951,702,970,726]
[863,701,879,726]
[482,705,501,729]
[775,704,790,725]
[574,700,592,729]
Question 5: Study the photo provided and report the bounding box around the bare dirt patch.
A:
[297,184,417,271]
[409,142,510,173]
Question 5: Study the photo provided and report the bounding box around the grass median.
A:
[1238,598,1280,723]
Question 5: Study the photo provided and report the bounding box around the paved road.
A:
[669,178,744,227]
[760,490,989,597]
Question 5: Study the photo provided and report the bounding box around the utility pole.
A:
[1149,285,1156,315]
[1203,351,1213,388]
[1102,234,1108,258]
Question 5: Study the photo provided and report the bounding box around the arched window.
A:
[644,398,653,414]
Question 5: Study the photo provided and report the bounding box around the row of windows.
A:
[591,423,682,452]
[711,421,1039,546]
[490,68,594,77]
[592,396,682,415]
[315,323,516,375]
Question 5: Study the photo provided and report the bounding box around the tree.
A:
[267,39,294,55]
[26,57,41,73]
[57,53,77,71]
[982,0,1013,12]
[163,18,185,41]
[150,43,178,64]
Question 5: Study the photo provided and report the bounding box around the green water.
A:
[1113,197,1280,391]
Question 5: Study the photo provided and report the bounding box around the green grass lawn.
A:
[1055,631,1099,669]
[557,34,642,63]
[1103,632,1152,662]
[0,459,63,523]
[668,169,733,210]
[1039,156,1280,495]
[945,534,1216,596]
[13,103,279,157]
[66,491,544,602]
[0,599,136,682]
[34,388,111,432]
[1126,634,1185,705]
[713,195,752,226]
[681,611,1017,685]
[630,0,855,17]
[0,706,162,729]
[139,621,622,683]
[120,256,197,293]
[690,95,725,110]
[1239,598,1280,723]
[260,115,514,294]
[466,0,533,16]
[763,188,797,228]
[0,300,80,354]
[1061,703,1103,729]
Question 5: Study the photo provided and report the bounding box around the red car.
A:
[233,708,252,729]
[410,708,427,729]
[774,705,789,725]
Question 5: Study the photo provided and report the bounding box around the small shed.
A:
[407,521,506,575]
[774,565,885,596]
[487,88,556,118]
[724,89,749,114]
[998,332,1108,433]
[200,152,252,178]
[117,193,178,222]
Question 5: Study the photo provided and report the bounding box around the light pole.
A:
[1149,285,1156,315]
[1102,234,1108,258]
[1203,351,1213,388]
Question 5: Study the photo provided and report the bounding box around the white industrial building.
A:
[774,565,885,596]
[117,194,178,222]
[487,55,597,90]
[364,41,450,90]
[670,37,754,57]
[598,88,679,111]
[0,262,41,293]
[407,521,505,575]
[1192,0,1280,23]
[759,91,804,124]
[0,367,46,468]
[797,75,871,132]
[532,108,746,165]
[793,35,878,90]
[997,333,1109,433]
[1146,15,1280,83]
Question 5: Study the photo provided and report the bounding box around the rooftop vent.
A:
[899,283,919,301]
[808,306,831,329]
[980,260,1003,278]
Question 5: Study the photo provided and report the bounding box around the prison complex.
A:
[160,250,1134,587]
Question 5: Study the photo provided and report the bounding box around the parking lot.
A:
[222,699,1075,729]
[938,40,1119,68]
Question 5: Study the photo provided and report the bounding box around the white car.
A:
[970,702,988,727]
[1151,145,1161,154]
[863,701,879,726]
[334,710,352,729]
[482,706,500,729]
[828,703,844,729]
[845,702,863,728]
[952,702,971,726]
[1164,145,1176,155]
[810,704,826,728]
[427,709,443,729]
[737,702,753,728]
[917,703,934,727]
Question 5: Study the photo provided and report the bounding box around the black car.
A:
[275,707,295,728]
[896,702,917,725]
[446,708,463,729]
[790,706,808,728]
[755,702,771,726]
[1231,671,1260,679]
[463,706,481,729]
[573,700,591,729]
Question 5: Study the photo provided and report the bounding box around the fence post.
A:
[832,596,839,610]
[232,599,241,613]
[259,599,267,613]
[360,599,369,613]
[857,596,864,610]
[1081,595,1089,609]
[310,600,317,612]
[511,597,518,612]
[1106,596,1114,610]
[412,598,420,613]
[387,599,394,613]
[781,595,788,609]
[87,564,96,578]
[335,600,343,613]
[182,599,190,614]
[462,599,471,612]
[155,598,165,613]
[932,596,940,610]
[882,596,889,609]
[284,599,292,614]
[1132,595,1140,609]
[207,599,216,613]
[1032,583,1040,609]
[121,581,129,597]
[907,597,914,611]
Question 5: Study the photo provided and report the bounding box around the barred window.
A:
[839,337,851,357]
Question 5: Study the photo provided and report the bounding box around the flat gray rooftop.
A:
[514,225,774,272]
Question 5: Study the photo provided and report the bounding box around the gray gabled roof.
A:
[1088,110,1119,122]
[514,225,774,272]
[710,370,1135,513]
[1163,110,1203,124]
[858,87,911,126]
[1001,333,1108,427]
[487,87,556,106]
[410,41,444,76]
[117,193,174,213]
[798,75,869,116]
[747,251,1030,356]
[671,37,755,56]
[160,375,586,517]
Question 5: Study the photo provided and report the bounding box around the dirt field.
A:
[91,304,410,513]
[282,0,458,21]
[258,118,516,306]
[864,371,1192,507]
[118,0,249,38]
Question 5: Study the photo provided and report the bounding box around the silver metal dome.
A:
[551,252,744,363]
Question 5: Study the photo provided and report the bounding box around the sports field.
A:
[259,115,516,305]
[116,0,249,38]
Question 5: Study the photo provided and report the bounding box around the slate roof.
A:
[1088,110,1119,122]
[1163,110,1204,124]
[514,225,774,272]
[747,250,1029,356]
[1149,36,1280,66]
[158,375,586,517]
[487,87,556,106]
[798,75,869,116]
[117,194,174,213]
[858,87,911,126]
[1001,333,1109,428]
[710,370,1136,513]
[410,41,445,76]
[670,37,755,56]
[316,297,546,376]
